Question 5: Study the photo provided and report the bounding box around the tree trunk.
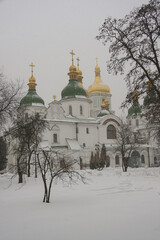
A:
[27,161,30,177]
[27,150,33,177]
[43,178,53,203]
[18,172,23,183]
[35,152,37,178]
[17,158,23,183]
[122,157,128,172]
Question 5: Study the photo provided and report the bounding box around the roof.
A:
[61,79,87,99]
[128,100,142,116]
[66,138,81,150]
[20,89,45,106]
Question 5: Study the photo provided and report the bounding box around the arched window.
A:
[80,105,83,115]
[115,155,119,165]
[69,105,72,115]
[141,155,145,164]
[53,133,57,143]
[107,125,116,139]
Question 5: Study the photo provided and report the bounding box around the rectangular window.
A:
[69,105,72,115]
[53,133,57,143]
[86,128,89,134]
[80,105,83,115]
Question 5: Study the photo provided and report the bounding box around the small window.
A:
[115,155,119,165]
[83,143,86,147]
[129,120,131,126]
[69,105,72,115]
[86,128,89,134]
[141,154,145,164]
[136,119,139,127]
[80,105,83,115]
[107,125,116,139]
[53,133,57,143]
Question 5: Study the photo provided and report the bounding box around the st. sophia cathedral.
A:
[7,51,159,170]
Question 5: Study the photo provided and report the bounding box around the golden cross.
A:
[53,95,56,100]
[29,62,35,75]
[70,50,75,65]
[77,57,80,69]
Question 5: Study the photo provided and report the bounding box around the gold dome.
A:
[88,60,110,95]
[69,64,77,72]
[76,57,83,86]
[88,83,110,94]
[95,63,100,72]
[28,63,37,90]
[28,75,37,90]
[77,69,82,76]
[29,75,36,82]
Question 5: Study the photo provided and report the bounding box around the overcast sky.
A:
[0,0,149,116]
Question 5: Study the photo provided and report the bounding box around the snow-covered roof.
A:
[66,139,81,150]
[38,141,51,151]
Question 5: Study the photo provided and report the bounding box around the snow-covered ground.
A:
[0,167,160,240]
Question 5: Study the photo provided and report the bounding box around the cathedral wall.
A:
[77,124,99,148]
[60,99,91,119]
[43,121,77,147]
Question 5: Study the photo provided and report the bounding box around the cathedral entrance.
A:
[129,151,141,168]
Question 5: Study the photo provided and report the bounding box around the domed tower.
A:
[97,97,110,117]
[19,63,46,117]
[61,51,86,99]
[87,58,112,117]
[128,90,142,117]
[60,51,91,119]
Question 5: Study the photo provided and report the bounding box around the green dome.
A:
[128,101,142,116]
[97,109,110,117]
[61,79,86,99]
[143,89,157,108]
[20,89,45,106]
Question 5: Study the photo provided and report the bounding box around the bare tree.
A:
[0,136,7,172]
[9,113,47,183]
[115,120,139,172]
[97,0,160,133]
[0,73,22,133]
[37,149,86,203]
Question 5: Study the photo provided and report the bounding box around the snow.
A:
[0,168,160,240]
[66,138,81,150]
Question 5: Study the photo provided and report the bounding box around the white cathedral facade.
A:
[7,53,160,171]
